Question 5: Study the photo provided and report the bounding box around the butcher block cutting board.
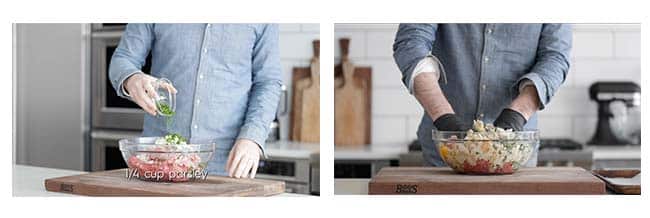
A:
[44,169,285,196]
[368,167,605,195]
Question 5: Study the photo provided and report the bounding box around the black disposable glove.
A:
[494,108,527,131]
[433,113,470,131]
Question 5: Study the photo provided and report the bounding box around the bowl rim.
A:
[433,129,540,142]
[118,137,217,153]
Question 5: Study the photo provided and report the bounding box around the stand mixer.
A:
[588,82,641,145]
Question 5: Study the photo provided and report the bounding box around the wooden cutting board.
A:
[368,167,606,195]
[592,169,641,194]
[334,38,371,147]
[290,40,320,143]
[44,169,285,196]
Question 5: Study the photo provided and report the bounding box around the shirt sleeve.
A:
[514,24,572,109]
[236,24,283,158]
[393,24,442,94]
[408,55,446,94]
[108,24,155,99]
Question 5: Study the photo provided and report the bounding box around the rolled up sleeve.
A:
[236,24,283,157]
[108,23,154,98]
[515,24,572,109]
[393,23,442,94]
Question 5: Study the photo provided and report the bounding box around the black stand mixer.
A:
[588,82,641,145]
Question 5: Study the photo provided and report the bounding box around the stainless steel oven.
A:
[256,157,312,194]
[90,24,151,171]
[91,27,152,130]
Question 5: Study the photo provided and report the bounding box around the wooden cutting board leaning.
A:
[368,167,606,194]
[334,38,371,147]
[44,169,285,196]
[290,40,320,143]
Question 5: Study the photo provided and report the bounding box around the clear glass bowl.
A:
[119,137,216,182]
[433,130,539,174]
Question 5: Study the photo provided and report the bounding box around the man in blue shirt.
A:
[109,24,282,178]
[393,24,572,167]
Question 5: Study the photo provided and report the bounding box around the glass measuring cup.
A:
[151,78,176,117]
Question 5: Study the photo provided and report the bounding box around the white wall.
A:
[334,23,641,145]
[278,24,320,140]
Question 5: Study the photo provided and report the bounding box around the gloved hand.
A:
[226,139,262,178]
[124,73,177,116]
[494,108,527,131]
[433,113,470,131]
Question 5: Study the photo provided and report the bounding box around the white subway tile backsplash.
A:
[300,24,320,33]
[571,59,640,86]
[372,116,408,143]
[355,59,404,88]
[539,87,597,116]
[372,88,423,116]
[614,32,640,58]
[334,32,366,59]
[537,115,574,138]
[279,24,301,32]
[366,31,396,58]
[279,33,320,59]
[572,32,613,58]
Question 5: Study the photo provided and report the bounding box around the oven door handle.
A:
[91,31,124,39]
[91,129,141,140]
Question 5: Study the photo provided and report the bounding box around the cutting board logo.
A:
[395,184,417,194]
[60,183,74,193]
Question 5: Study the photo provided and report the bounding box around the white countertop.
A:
[12,164,306,197]
[585,145,641,160]
[265,140,320,159]
[334,178,370,195]
[334,143,408,160]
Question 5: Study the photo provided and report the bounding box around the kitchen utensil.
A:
[588,82,641,145]
[267,84,288,142]
[433,130,538,174]
[152,78,176,116]
[592,168,641,194]
[368,167,606,194]
[290,40,320,143]
[118,137,215,182]
[334,38,371,147]
[44,169,285,196]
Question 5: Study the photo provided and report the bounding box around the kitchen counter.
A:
[334,143,407,160]
[265,140,319,159]
[13,164,307,197]
[585,145,641,160]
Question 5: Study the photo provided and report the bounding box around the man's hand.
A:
[495,84,541,131]
[124,73,177,116]
[226,139,262,178]
[494,109,526,131]
[434,113,470,131]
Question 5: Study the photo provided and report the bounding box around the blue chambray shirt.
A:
[393,24,572,167]
[109,24,282,175]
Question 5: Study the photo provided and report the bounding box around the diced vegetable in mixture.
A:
[437,120,534,174]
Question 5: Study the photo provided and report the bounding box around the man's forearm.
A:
[509,85,541,120]
[413,72,454,121]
